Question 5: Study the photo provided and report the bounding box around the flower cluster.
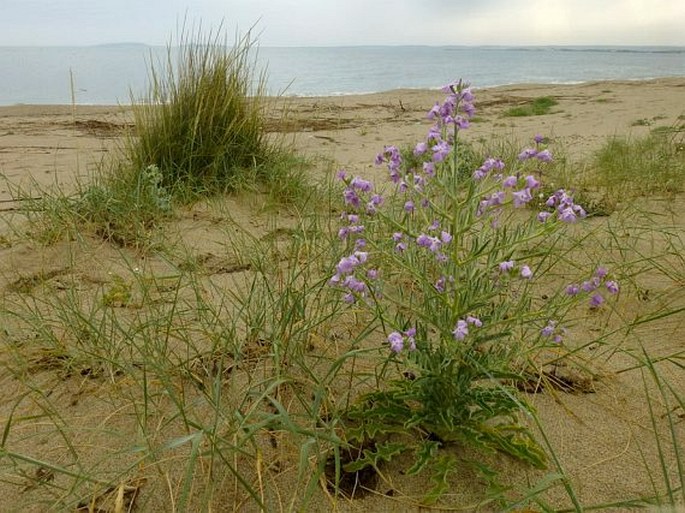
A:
[473,157,505,180]
[540,320,566,344]
[475,145,551,217]
[565,266,620,308]
[428,80,476,131]
[518,147,553,163]
[374,80,476,214]
[338,170,383,214]
[519,134,553,162]
[329,251,379,303]
[498,260,534,279]
[415,228,452,262]
[539,189,587,223]
[452,315,483,341]
[337,213,365,244]
[387,327,416,353]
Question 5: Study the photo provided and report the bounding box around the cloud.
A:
[0,0,683,46]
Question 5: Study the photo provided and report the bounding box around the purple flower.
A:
[574,205,587,219]
[367,269,379,280]
[595,266,608,279]
[503,175,518,188]
[432,141,451,163]
[499,260,515,273]
[414,142,428,156]
[336,169,347,181]
[336,255,359,275]
[537,211,552,223]
[490,191,506,206]
[395,242,407,252]
[580,279,599,292]
[581,280,597,292]
[589,293,605,309]
[423,161,435,177]
[558,207,577,223]
[388,332,404,353]
[512,188,533,207]
[392,232,403,242]
[452,319,469,341]
[525,175,540,189]
[541,320,557,337]
[460,87,474,103]
[451,116,468,129]
[606,280,620,294]
[518,148,538,161]
[343,292,355,304]
[462,101,476,118]
[520,265,533,279]
[534,134,545,144]
[404,200,415,213]
[355,239,366,248]
[343,188,360,208]
[473,168,488,181]
[427,102,440,120]
[475,158,505,180]
[416,234,432,248]
[565,284,580,296]
[435,276,447,292]
[343,275,366,293]
[440,231,453,244]
[350,176,373,192]
[466,315,482,327]
[536,149,553,162]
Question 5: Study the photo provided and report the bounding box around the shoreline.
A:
[1,76,684,108]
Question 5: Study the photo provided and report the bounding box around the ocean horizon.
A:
[1,44,684,105]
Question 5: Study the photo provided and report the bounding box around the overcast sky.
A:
[2,0,684,47]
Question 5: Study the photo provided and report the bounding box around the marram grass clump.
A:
[125,28,286,195]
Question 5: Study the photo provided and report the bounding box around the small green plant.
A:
[503,96,558,117]
[75,164,172,247]
[101,274,133,307]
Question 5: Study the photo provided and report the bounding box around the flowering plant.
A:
[329,80,618,499]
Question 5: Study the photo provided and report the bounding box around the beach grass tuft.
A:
[125,27,287,195]
[589,127,685,200]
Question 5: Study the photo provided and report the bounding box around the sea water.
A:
[0,45,683,105]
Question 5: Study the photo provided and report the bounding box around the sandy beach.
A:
[1,78,684,205]
[0,78,684,512]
